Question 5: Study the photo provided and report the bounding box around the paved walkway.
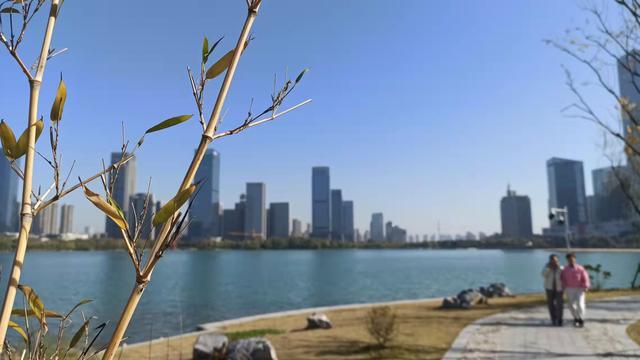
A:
[444,296,640,359]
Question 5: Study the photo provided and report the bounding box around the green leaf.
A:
[0,7,21,14]
[152,183,198,227]
[50,76,67,122]
[14,118,44,159]
[205,41,248,80]
[8,320,27,344]
[17,285,45,325]
[11,309,62,318]
[295,68,309,84]
[0,120,18,160]
[69,318,90,350]
[202,36,209,63]
[145,115,193,134]
[82,185,128,231]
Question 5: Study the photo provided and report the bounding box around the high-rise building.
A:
[106,152,136,238]
[546,157,588,226]
[370,212,384,242]
[35,203,58,235]
[128,193,155,240]
[59,204,74,234]
[268,202,289,238]
[189,149,221,239]
[500,186,533,237]
[312,167,331,238]
[0,154,18,232]
[291,218,302,238]
[619,52,640,165]
[330,189,343,241]
[342,200,354,241]
[245,183,266,240]
[591,166,629,223]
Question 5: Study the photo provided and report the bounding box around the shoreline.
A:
[548,247,640,253]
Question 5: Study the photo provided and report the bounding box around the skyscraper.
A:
[342,200,354,241]
[106,152,136,238]
[330,189,343,240]
[312,167,331,238]
[500,186,533,237]
[36,203,58,235]
[245,183,266,240]
[59,204,74,234]
[370,212,384,242]
[0,153,18,232]
[618,52,640,165]
[268,202,289,238]
[591,166,629,223]
[291,218,302,238]
[547,157,588,226]
[128,193,155,240]
[189,148,221,239]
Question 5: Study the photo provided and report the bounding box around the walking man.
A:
[542,254,563,326]
[561,253,590,327]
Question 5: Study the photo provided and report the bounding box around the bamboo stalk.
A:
[101,3,262,359]
[0,0,61,348]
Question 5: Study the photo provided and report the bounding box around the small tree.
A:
[584,263,613,291]
[366,306,397,348]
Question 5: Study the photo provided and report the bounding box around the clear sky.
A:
[0,0,620,236]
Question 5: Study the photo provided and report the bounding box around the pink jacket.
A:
[560,264,590,289]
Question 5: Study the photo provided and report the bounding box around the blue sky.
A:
[0,0,621,236]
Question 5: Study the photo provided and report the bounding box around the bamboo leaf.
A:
[152,183,197,227]
[11,309,62,318]
[82,185,128,230]
[8,321,27,344]
[295,68,309,84]
[50,76,67,122]
[14,118,44,159]
[0,120,18,160]
[69,318,90,350]
[0,7,21,14]
[17,285,45,325]
[145,115,193,134]
[202,36,209,63]
[205,41,248,80]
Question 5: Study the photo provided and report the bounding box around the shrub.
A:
[366,306,397,348]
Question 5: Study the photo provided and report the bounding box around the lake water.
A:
[0,249,638,343]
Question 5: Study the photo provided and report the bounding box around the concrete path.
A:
[444,296,640,359]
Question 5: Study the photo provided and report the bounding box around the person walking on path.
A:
[560,253,590,327]
[542,254,564,326]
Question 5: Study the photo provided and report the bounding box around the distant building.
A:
[245,183,266,240]
[291,218,303,238]
[385,221,407,242]
[618,52,640,167]
[330,189,343,240]
[128,193,154,240]
[35,203,58,235]
[385,221,393,242]
[189,149,221,239]
[106,152,136,238]
[500,186,533,237]
[370,213,384,242]
[268,202,289,238]
[0,154,18,232]
[59,204,74,234]
[342,201,354,241]
[591,166,630,223]
[547,157,588,226]
[312,167,331,238]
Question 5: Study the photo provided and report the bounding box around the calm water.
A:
[0,249,638,343]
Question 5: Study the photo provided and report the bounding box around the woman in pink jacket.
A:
[560,253,591,327]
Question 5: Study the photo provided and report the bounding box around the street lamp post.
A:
[549,207,571,250]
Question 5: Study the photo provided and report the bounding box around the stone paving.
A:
[444,296,640,359]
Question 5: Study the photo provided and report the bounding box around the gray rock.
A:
[441,296,461,308]
[193,332,228,360]
[306,312,332,329]
[227,337,278,360]
[457,289,486,308]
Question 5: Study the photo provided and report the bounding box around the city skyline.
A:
[0,1,622,236]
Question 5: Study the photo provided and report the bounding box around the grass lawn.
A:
[628,319,640,346]
[119,289,639,360]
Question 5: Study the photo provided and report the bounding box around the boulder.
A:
[226,337,278,360]
[193,332,228,360]
[480,283,513,298]
[306,313,332,329]
[441,296,461,309]
[457,289,486,308]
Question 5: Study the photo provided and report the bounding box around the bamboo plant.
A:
[89,0,312,358]
[0,0,219,352]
